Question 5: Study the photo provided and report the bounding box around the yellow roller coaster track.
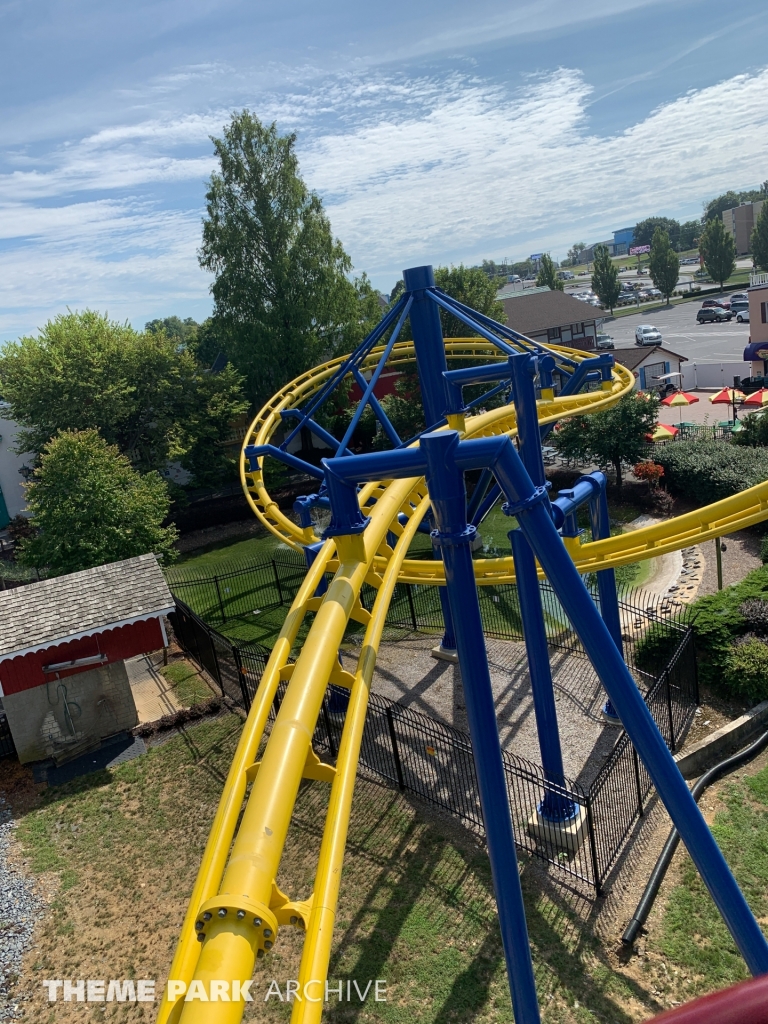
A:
[158,339,768,1024]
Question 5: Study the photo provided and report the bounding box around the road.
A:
[599,302,751,364]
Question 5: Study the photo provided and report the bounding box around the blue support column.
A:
[421,431,541,1024]
[587,479,622,721]
[509,528,575,822]
[404,264,457,653]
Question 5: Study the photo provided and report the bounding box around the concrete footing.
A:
[527,803,588,853]
[430,645,459,663]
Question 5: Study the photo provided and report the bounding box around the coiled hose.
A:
[623,726,768,946]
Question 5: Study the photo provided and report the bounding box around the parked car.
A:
[730,292,748,304]
[731,300,749,314]
[696,306,733,323]
[701,298,729,309]
[617,292,637,306]
[635,324,662,345]
[736,309,750,324]
[595,333,615,350]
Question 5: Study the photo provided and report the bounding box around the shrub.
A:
[740,600,768,636]
[761,535,768,564]
[723,637,768,703]
[656,440,768,505]
[634,622,682,675]
[686,566,768,691]
[633,461,664,488]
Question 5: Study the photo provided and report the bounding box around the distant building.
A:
[611,346,687,392]
[722,201,765,255]
[0,406,33,528]
[612,227,635,256]
[743,272,768,374]
[499,289,600,351]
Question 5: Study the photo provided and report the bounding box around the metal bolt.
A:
[290,916,297,925]
[237,910,246,919]
[195,921,204,931]
[218,908,227,917]
[203,912,212,921]
[257,949,265,959]
[197,933,205,942]
[253,917,262,927]
[265,940,273,949]
[263,928,272,938]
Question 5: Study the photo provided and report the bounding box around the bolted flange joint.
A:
[195,896,278,959]
[430,524,477,549]
[501,485,549,518]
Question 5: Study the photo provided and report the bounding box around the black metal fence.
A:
[168,558,698,894]
[168,599,271,711]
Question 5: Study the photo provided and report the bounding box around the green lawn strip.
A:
[14,713,654,1023]
[175,531,288,571]
[655,764,768,999]
[161,661,216,706]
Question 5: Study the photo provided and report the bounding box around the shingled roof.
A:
[500,290,600,335]
[0,554,174,661]
[611,346,688,371]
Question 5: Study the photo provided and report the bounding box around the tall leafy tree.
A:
[433,265,507,335]
[751,202,768,271]
[591,244,621,314]
[535,254,564,291]
[704,186,768,223]
[17,430,178,576]
[678,220,701,251]
[199,111,381,409]
[553,393,659,488]
[0,311,248,488]
[699,218,736,291]
[634,217,681,250]
[648,228,680,303]
[567,242,586,265]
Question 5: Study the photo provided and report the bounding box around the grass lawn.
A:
[9,712,663,1023]
[175,530,293,574]
[160,662,217,706]
[648,762,768,1004]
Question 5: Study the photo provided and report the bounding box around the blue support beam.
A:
[321,432,768,978]
[245,444,325,480]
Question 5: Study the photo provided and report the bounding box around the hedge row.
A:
[655,440,768,505]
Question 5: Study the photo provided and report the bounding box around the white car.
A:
[635,324,662,346]
[736,309,750,324]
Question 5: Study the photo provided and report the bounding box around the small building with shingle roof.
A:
[0,554,173,764]
[500,288,601,350]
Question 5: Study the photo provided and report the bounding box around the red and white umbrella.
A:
[660,390,699,422]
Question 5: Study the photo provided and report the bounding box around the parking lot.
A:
[603,300,750,363]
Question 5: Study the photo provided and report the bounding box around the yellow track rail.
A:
[159,340,768,1023]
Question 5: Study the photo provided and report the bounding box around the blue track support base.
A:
[602,699,621,723]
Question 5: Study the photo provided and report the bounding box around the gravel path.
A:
[0,796,43,1021]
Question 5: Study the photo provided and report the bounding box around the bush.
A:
[723,637,768,703]
[686,565,768,692]
[656,440,768,505]
[634,622,682,675]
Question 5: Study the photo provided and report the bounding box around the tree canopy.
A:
[678,220,701,251]
[199,110,382,409]
[567,242,586,266]
[0,310,248,488]
[552,393,660,488]
[751,202,768,271]
[535,254,564,291]
[699,218,736,291]
[648,228,680,303]
[634,217,681,250]
[17,429,178,576]
[590,244,620,313]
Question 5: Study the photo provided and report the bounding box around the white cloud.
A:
[1,61,767,339]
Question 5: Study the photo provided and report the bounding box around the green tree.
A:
[17,430,178,576]
[634,217,681,250]
[145,316,199,347]
[751,202,768,271]
[699,218,736,291]
[535,254,564,291]
[553,393,659,488]
[567,242,586,266]
[678,220,701,251]
[433,264,507,335]
[199,111,381,409]
[591,244,621,314]
[0,310,248,488]
[648,228,680,303]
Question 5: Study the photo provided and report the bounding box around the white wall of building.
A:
[0,412,33,523]
[680,362,753,390]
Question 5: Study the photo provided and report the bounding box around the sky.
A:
[0,0,767,341]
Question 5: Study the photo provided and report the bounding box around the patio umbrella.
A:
[650,423,678,441]
[660,390,699,423]
[742,388,768,407]
[709,387,745,405]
